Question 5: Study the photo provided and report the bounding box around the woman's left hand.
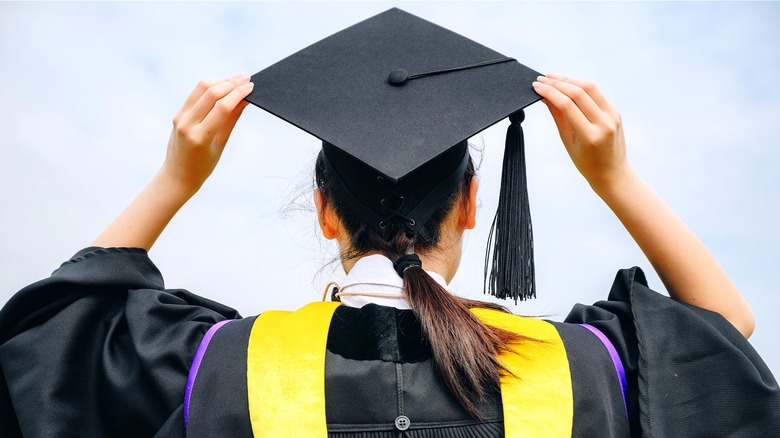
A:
[92,75,254,251]
[162,74,255,198]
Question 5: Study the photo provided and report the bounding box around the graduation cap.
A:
[246,8,541,302]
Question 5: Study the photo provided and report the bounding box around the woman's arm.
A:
[92,75,254,251]
[532,74,755,338]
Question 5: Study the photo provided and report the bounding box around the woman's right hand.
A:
[532,74,629,194]
[161,75,254,198]
[533,74,754,338]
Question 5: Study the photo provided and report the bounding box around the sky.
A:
[1,2,778,377]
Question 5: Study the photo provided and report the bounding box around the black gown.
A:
[1,247,778,437]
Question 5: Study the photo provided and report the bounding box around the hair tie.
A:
[393,254,422,277]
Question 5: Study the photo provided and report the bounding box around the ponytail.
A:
[397,254,522,419]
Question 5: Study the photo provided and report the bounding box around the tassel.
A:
[484,109,536,303]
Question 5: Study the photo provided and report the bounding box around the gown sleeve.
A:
[565,267,780,437]
[0,247,241,438]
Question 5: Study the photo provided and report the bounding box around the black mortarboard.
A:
[246,8,541,302]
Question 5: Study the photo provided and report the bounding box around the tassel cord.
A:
[484,111,536,303]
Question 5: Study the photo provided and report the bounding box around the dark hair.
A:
[315,150,523,419]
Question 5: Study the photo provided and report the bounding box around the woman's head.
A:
[313,140,478,279]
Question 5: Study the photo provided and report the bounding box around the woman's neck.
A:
[341,249,460,283]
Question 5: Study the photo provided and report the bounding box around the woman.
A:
[1,9,778,438]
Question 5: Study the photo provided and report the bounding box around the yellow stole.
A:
[247,302,573,437]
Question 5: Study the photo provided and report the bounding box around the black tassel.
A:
[484,109,535,303]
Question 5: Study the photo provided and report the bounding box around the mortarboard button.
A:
[387,69,409,86]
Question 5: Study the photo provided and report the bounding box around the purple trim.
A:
[579,323,629,419]
[184,319,232,428]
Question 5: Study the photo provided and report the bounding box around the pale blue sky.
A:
[2,2,778,375]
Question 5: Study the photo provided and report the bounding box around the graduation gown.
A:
[1,247,778,437]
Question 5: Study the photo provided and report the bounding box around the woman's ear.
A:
[461,177,479,230]
[314,189,340,240]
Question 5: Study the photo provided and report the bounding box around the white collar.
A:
[336,254,449,309]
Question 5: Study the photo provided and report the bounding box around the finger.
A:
[174,75,247,122]
[545,74,619,118]
[537,75,607,126]
[196,81,254,142]
[540,98,573,145]
[214,100,250,148]
[533,80,594,139]
[178,79,222,115]
[181,76,250,128]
